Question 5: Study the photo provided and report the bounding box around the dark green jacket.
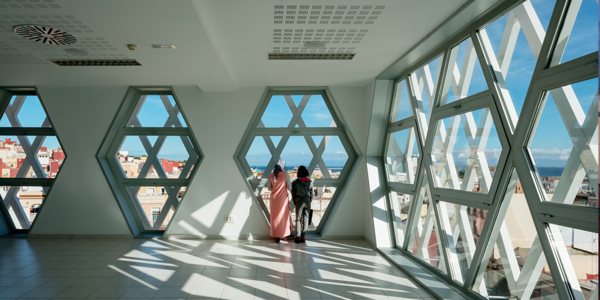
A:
[292,178,314,204]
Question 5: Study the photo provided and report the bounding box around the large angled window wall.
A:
[0,89,66,234]
[379,0,598,299]
[98,88,202,235]
[235,88,359,234]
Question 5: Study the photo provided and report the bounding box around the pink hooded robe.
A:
[269,172,292,238]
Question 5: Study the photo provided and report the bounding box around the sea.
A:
[536,167,564,177]
[251,166,344,172]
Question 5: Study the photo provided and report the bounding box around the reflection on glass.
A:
[430,108,502,193]
[0,136,64,179]
[126,186,184,231]
[551,225,598,299]
[0,186,47,230]
[127,95,187,128]
[438,202,487,283]
[407,176,446,273]
[391,79,413,122]
[411,55,443,135]
[0,95,50,128]
[441,37,487,105]
[529,78,598,208]
[117,136,196,179]
[480,0,556,119]
[474,172,557,299]
[391,192,412,246]
[555,0,598,65]
[385,128,419,184]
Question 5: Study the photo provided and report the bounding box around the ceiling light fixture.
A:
[151,44,176,49]
[13,25,77,45]
[303,42,327,49]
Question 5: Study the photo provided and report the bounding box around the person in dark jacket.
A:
[291,166,313,243]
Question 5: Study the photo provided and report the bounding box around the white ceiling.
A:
[0,0,496,91]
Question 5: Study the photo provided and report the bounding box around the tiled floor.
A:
[0,238,435,300]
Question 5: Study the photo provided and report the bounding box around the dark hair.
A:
[297,166,309,178]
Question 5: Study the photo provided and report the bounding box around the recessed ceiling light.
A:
[13,25,77,45]
[304,42,327,49]
[151,44,176,49]
[64,48,88,56]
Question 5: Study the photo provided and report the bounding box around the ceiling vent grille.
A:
[268,53,355,60]
[49,59,141,66]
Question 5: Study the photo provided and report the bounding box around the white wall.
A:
[19,85,369,239]
[30,86,132,236]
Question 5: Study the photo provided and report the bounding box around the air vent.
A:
[269,53,355,60]
[49,59,141,66]
[14,25,77,45]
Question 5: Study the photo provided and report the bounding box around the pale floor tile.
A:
[0,239,440,300]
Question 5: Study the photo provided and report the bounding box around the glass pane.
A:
[0,136,64,179]
[260,95,294,127]
[441,38,488,105]
[407,175,446,273]
[0,95,50,128]
[438,202,487,283]
[430,108,503,193]
[0,186,47,230]
[411,55,443,136]
[260,94,336,128]
[245,136,277,179]
[280,136,313,173]
[556,0,598,65]
[117,136,197,179]
[529,78,598,207]
[385,128,419,184]
[318,136,348,180]
[481,0,556,119]
[127,95,187,128]
[391,192,412,246]
[391,79,413,122]
[301,95,335,127]
[474,171,557,299]
[126,186,184,231]
[550,225,598,299]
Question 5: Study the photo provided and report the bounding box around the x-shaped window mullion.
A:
[543,89,599,203]
[283,96,333,178]
[158,95,198,179]
[433,117,462,189]
[479,2,546,125]
[415,65,437,122]
[459,110,493,193]
[150,186,180,230]
[450,38,478,100]
[389,128,417,183]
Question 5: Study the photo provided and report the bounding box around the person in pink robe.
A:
[266,159,292,243]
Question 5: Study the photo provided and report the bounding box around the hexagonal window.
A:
[384,127,420,184]
[430,107,504,194]
[98,89,202,234]
[528,77,597,208]
[0,92,65,233]
[236,89,358,233]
